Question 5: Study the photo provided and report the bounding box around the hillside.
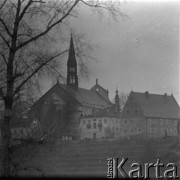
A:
[8,137,179,178]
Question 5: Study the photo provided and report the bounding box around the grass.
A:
[10,136,180,177]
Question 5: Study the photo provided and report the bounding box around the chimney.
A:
[145,91,149,98]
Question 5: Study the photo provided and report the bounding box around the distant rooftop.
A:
[124,91,180,119]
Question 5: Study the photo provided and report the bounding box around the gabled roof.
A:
[32,83,112,110]
[90,79,110,103]
[128,91,180,119]
[31,83,80,109]
[60,84,112,108]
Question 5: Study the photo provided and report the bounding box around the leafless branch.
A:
[0,18,12,37]
[13,49,68,96]
[0,0,7,10]
[0,33,10,48]
[16,0,79,50]
[0,52,7,65]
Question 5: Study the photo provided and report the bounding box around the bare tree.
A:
[0,0,125,176]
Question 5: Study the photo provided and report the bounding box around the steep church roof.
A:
[32,82,112,110]
[60,83,112,108]
[31,83,81,109]
[124,91,180,119]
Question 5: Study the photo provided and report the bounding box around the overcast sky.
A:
[42,0,180,104]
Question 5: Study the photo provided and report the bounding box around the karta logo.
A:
[107,158,179,179]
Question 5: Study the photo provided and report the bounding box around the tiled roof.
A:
[60,84,112,108]
[32,83,112,109]
[32,83,80,109]
[130,91,180,119]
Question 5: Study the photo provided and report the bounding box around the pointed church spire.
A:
[67,33,78,88]
[67,33,77,66]
[115,85,120,113]
[116,84,118,94]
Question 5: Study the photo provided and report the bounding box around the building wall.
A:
[119,117,146,138]
[79,116,179,140]
[79,116,143,140]
[79,117,120,140]
[146,118,178,137]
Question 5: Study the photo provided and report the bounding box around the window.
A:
[138,128,141,133]
[148,127,151,132]
[87,123,91,129]
[99,127,102,132]
[98,122,102,127]
[154,119,156,124]
[160,119,163,125]
[165,119,168,125]
[99,119,102,123]
[148,119,151,124]
[93,122,96,129]
[124,120,127,124]
[130,129,133,134]
[104,119,107,123]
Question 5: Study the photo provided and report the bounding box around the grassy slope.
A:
[9,137,180,177]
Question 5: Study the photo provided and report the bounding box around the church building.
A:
[29,35,115,140]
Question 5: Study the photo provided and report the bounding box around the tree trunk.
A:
[1,49,15,176]
[1,101,13,177]
[178,121,180,144]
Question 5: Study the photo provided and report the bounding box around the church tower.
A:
[115,86,120,113]
[67,34,78,88]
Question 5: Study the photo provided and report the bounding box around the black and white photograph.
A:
[0,0,179,178]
